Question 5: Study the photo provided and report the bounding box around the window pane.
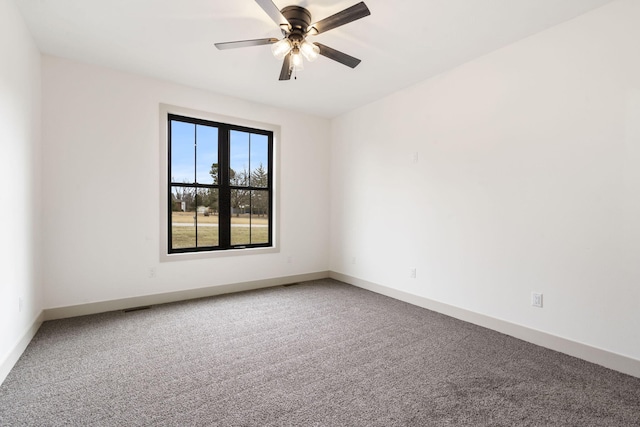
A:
[230,130,249,186]
[250,190,269,244]
[231,189,250,245]
[171,186,196,249]
[196,188,219,247]
[170,121,195,184]
[196,125,218,185]
[230,187,249,221]
[250,134,269,188]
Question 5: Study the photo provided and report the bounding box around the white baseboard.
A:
[330,271,640,379]
[44,271,330,321]
[0,311,44,386]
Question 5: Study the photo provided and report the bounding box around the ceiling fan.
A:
[215,0,371,80]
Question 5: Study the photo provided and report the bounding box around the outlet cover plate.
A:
[531,292,543,308]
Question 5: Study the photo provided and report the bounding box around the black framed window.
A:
[168,114,273,253]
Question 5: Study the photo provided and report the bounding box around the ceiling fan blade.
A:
[279,53,292,80]
[215,38,279,50]
[309,2,370,35]
[314,43,361,68]
[255,0,291,30]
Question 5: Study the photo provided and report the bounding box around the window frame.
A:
[159,104,280,262]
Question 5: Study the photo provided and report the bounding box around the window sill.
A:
[160,245,279,262]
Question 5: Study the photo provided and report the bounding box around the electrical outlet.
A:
[531,292,543,308]
[411,152,419,163]
[287,256,293,264]
[149,267,157,279]
[409,268,417,279]
[351,257,356,265]
[18,297,23,313]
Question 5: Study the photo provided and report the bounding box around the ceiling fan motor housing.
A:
[281,5,312,38]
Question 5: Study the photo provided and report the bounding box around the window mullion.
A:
[219,126,231,247]
[194,124,198,248]
[248,133,252,244]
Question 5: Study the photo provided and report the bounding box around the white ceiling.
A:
[17,0,615,118]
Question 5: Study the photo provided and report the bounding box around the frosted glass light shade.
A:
[300,41,320,62]
[271,38,292,60]
[291,49,304,71]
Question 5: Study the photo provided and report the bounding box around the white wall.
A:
[331,0,640,361]
[42,56,330,309]
[0,0,43,378]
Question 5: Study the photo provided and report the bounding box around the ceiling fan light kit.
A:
[300,40,320,62]
[290,47,304,71]
[215,0,371,80]
[271,38,292,59]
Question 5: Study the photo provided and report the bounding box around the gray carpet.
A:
[1,279,639,426]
